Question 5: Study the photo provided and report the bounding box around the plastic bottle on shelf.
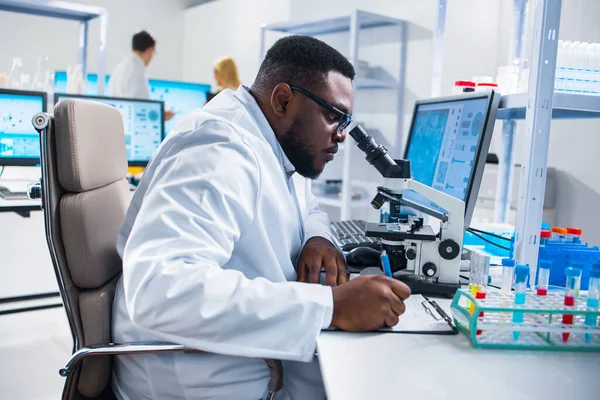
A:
[31,56,50,91]
[453,80,476,94]
[66,64,86,94]
[540,229,551,246]
[7,57,24,89]
[550,226,567,242]
[476,82,498,92]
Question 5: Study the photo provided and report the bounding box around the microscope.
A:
[349,124,463,296]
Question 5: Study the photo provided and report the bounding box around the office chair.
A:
[29,100,283,400]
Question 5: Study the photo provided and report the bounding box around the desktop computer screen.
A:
[404,91,500,226]
[0,89,46,166]
[55,72,210,133]
[54,94,164,166]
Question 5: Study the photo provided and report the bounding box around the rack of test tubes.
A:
[451,263,600,351]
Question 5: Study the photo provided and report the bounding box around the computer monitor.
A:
[149,79,210,133]
[54,71,110,96]
[55,72,210,132]
[403,91,500,227]
[0,89,47,166]
[54,94,165,166]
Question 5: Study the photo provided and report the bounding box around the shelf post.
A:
[494,0,530,223]
[514,0,561,285]
[96,12,108,96]
[431,0,447,98]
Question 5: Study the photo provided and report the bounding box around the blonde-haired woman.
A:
[213,56,241,91]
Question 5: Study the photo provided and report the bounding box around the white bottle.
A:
[31,56,50,91]
[7,57,23,89]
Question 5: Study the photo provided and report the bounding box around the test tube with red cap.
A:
[540,230,551,246]
[566,227,582,243]
[537,260,552,296]
[562,266,582,342]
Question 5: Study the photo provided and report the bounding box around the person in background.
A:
[110,30,175,120]
[206,56,241,102]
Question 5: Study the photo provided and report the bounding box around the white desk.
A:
[317,298,600,400]
[0,197,41,217]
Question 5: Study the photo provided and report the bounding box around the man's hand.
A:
[297,237,348,286]
[330,275,411,331]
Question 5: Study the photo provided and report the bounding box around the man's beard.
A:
[279,117,321,180]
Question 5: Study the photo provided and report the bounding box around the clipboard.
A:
[323,294,458,335]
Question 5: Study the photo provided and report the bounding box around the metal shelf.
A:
[315,196,371,209]
[497,92,600,120]
[262,11,405,36]
[355,77,400,90]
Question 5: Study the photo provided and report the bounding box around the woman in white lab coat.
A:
[112,35,410,400]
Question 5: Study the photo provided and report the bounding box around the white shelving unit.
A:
[260,9,408,220]
[0,0,108,95]
[493,0,600,284]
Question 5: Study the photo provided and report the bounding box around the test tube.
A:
[513,264,529,340]
[537,260,552,296]
[501,258,515,292]
[585,263,600,343]
[562,266,582,342]
[551,227,567,242]
[566,227,582,243]
[540,230,551,246]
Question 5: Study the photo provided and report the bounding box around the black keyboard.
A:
[331,219,380,251]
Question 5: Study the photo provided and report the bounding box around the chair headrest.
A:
[54,99,128,192]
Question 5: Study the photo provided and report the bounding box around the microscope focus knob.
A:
[439,239,460,260]
[406,248,417,260]
[422,262,437,277]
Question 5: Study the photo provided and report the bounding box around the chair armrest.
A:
[60,341,194,376]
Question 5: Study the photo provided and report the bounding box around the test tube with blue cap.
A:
[536,260,552,296]
[501,258,515,292]
[512,264,529,340]
[584,263,600,343]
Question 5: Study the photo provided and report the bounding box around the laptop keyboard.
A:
[331,219,380,251]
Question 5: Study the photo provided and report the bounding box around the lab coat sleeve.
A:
[121,127,333,362]
[302,180,341,252]
[131,68,151,100]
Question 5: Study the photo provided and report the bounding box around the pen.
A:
[513,264,529,340]
[562,266,581,342]
[380,250,393,278]
[585,263,600,343]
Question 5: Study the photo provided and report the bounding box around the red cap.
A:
[566,227,582,235]
[477,82,498,87]
[455,80,476,87]
[540,230,551,238]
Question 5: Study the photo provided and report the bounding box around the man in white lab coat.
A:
[109,30,175,120]
[112,35,410,399]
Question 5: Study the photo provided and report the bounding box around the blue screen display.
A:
[406,98,489,202]
[54,72,210,133]
[0,92,44,161]
[56,94,164,164]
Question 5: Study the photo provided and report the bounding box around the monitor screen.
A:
[55,94,164,166]
[55,72,210,132]
[0,89,46,166]
[404,92,500,226]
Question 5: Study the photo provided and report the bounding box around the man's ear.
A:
[270,83,293,118]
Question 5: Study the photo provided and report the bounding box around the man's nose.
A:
[334,128,346,143]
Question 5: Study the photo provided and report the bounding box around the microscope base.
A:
[396,274,460,298]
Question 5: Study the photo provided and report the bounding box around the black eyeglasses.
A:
[289,86,352,134]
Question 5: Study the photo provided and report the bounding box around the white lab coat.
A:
[112,86,337,399]
[109,53,151,99]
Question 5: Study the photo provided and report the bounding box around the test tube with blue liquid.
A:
[585,263,600,343]
[513,264,529,340]
[562,266,581,342]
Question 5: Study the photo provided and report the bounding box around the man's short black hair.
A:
[132,30,156,52]
[252,35,355,95]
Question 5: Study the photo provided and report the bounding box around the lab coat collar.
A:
[235,86,296,178]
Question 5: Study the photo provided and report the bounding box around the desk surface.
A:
[317,298,600,400]
[0,197,41,208]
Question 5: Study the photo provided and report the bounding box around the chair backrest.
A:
[44,99,130,399]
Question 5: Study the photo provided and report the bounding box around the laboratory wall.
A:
[0,0,188,81]
[182,0,291,90]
